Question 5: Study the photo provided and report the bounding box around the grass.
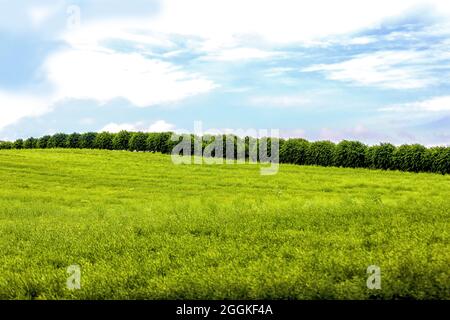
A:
[0,148,448,300]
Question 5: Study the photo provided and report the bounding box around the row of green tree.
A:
[0,132,175,154]
[0,132,449,174]
[279,139,450,175]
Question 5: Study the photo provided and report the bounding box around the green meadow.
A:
[0,149,448,299]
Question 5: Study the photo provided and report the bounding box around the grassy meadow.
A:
[0,149,448,299]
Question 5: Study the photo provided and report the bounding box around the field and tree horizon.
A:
[0,131,449,175]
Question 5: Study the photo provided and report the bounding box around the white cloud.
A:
[263,67,296,77]
[0,29,216,131]
[414,96,450,112]
[382,96,450,113]
[249,95,311,108]
[222,87,253,93]
[201,48,281,61]
[62,20,176,52]
[302,50,438,89]
[0,47,216,130]
[100,122,142,133]
[28,6,55,27]
[0,91,54,129]
[147,120,175,132]
[346,36,377,45]
[44,48,216,107]
[3,0,450,131]
[5,0,450,42]
[55,0,449,63]
[100,120,176,133]
[0,15,219,130]
[151,0,444,44]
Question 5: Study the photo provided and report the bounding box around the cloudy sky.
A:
[1,0,450,145]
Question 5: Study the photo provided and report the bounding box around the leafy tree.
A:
[280,139,310,165]
[23,137,38,149]
[146,132,173,153]
[13,139,24,149]
[334,140,367,168]
[158,132,175,154]
[48,133,69,148]
[429,147,450,175]
[37,135,51,149]
[393,144,430,173]
[112,130,131,150]
[366,143,396,170]
[79,132,98,149]
[307,141,336,167]
[129,132,148,151]
[0,141,13,149]
[146,133,159,152]
[94,132,114,150]
[66,133,81,148]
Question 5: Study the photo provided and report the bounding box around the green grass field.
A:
[0,149,448,299]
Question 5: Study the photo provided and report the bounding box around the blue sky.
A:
[1,0,450,146]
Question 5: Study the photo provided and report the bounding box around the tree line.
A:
[0,132,449,174]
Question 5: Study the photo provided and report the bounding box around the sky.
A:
[1,0,450,146]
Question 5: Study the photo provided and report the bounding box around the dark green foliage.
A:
[366,143,396,170]
[79,132,98,149]
[146,132,173,154]
[146,133,158,152]
[94,132,114,150]
[48,133,68,148]
[278,138,286,153]
[280,139,310,165]
[23,137,38,149]
[307,141,336,167]
[393,144,431,173]
[0,141,13,149]
[66,133,81,148]
[366,146,376,168]
[158,132,174,154]
[129,132,148,151]
[37,136,50,149]
[13,139,24,149]
[334,140,367,168]
[429,147,450,175]
[112,131,131,150]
